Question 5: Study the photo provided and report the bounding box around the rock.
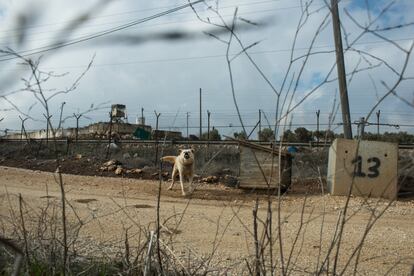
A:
[115,167,124,175]
[151,171,169,179]
[123,152,131,159]
[108,142,118,150]
[202,175,219,183]
[103,159,121,167]
[399,175,414,194]
[222,168,231,174]
[133,153,139,158]
[222,175,239,188]
[107,165,117,171]
[131,168,143,174]
[75,154,82,160]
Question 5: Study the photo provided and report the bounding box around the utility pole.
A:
[19,116,28,140]
[199,88,202,139]
[186,112,189,140]
[207,110,211,141]
[357,117,365,138]
[316,109,320,143]
[106,112,113,159]
[73,113,82,144]
[58,101,66,129]
[330,0,352,139]
[376,110,380,135]
[258,109,262,141]
[154,111,161,166]
[43,114,52,145]
[207,110,211,159]
[0,118,3,138]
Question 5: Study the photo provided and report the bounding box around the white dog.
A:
[161,148,195,196]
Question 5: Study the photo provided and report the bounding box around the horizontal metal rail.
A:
[1,138,413,149]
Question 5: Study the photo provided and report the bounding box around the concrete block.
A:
[239,146,291,189]
[327,138,398,199]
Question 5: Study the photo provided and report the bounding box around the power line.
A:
[3,0,409,59]
[161,123,414,128]
[5,36,414,70]
[0,1,336,49]
[18,108,414,117]
[5,0,411,45]
[0,0,334,36]
[0,0,288,37]
[0,0,204,62]
[4,121,414,134]
[0,1,319,48]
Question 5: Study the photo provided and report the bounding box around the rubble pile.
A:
[99,159,143,177]
[201,175,219,183]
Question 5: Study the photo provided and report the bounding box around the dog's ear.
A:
[178,149,183,153]
[190,146,195,153]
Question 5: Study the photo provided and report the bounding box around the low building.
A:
[152,129,182,140]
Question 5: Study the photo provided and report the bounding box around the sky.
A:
[0,0,413,139]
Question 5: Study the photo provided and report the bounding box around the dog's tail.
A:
[160,156,176,164]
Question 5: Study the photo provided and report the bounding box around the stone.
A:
[132,168,143,174]
[223,175,239,187]
[107,165,117,171]
[103,159,119,167]
[115,167,124,175]
[123,152,131,159]
[108,142,118,149]
[202,176,219,183]
[222,168,231,174]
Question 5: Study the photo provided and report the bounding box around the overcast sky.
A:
[0,0,413,138]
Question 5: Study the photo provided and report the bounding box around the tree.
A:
[281,129,296,142]
[258,128,274,141]
[324,130,336,142]
[382,131,414,144]
[313,130,323,142]
[233,131,247,140]
[201,127,221,140]
[294,127,312,142]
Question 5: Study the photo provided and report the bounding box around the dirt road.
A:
[1,166,413,274]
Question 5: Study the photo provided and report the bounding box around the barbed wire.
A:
[2,121,414,134]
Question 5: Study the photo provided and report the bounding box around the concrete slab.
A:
[327,138,398,199]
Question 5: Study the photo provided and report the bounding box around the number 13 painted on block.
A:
[352,156,381,178]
